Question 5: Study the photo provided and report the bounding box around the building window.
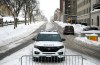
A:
[97,16,99,26]
[92,19,93,25]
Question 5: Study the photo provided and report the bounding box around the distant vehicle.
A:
[32,31,65,62]
[81,26,100,37]
[81,22,87,26]
[63,26,74,35]
[83,26,99,31]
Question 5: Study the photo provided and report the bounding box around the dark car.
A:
[83,26,99,31]
[63,26,74,35]
[81,22,87,26]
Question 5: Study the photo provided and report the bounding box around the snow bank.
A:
[56,21,100,46]
[91,9,100,13]
[0,22,45,47]
[75,37,100,46]
[73,24,87,34]
[3,16,14,22]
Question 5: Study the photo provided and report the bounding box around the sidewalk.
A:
[0,21,45,53]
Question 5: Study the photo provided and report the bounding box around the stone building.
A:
[77,0,91,25]
[60,0,77,23]
[77,0,100,27]
[91,0,100,27]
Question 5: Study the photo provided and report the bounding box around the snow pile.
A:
[56,21,100,46]
[3,16,14,22]
[91,9,100,13]
[0,22,45,47]
[75,37,100,46]
[3,16,25,22]
[73,24,87,34]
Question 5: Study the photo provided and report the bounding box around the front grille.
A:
[35,46,64,52]
[43,53,55,54]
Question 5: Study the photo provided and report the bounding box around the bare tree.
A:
[3,0,25,29]
[1,0,39,28]
[28,0,37,23]
[23,0,38,25]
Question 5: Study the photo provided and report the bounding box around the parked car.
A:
[81,26,100,37]
[63,25,74,35]
[81,22,87,26]
[83,26,99,31]
[32,31,65,62]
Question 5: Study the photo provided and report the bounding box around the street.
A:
[0,22,100,65]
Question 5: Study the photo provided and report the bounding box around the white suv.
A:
[32,31,65,62]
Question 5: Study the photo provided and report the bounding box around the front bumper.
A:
[32,49,65,58]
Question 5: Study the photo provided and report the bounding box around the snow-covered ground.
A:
[0,21,45,53]
[0,21,98,65]
[0,43,96,65]
[2,16,25,22]
[55,21,100,46]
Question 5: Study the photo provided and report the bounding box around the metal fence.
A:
[21,55,83,65]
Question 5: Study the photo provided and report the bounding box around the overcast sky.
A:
[38,0,60,21]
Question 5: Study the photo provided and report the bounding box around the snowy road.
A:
[0,23,47,60]
[0,22,100,65]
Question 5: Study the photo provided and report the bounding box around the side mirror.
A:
[61,39,66,41]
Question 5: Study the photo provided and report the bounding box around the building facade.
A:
[77,0,100,27]
[65,0,77,15]
[60,0,64,14]
[60,0,77,23]
[77,0,91,25]
[91,0,100,27]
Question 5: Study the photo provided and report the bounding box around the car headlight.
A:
[58,52,63,55]
[58,46,64,49]
[34,51,40,54]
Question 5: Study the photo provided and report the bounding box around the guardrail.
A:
[21,55,83,65]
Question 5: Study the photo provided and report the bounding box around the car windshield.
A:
[65,26,73,30]
[36,34,61,41]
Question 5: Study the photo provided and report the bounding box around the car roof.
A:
[65,25,73,27]
[39,31,59,34]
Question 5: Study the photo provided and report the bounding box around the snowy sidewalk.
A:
[0,21,45,53]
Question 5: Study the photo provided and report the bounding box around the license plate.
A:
[46,55,51,57]
[68,30,70,31]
